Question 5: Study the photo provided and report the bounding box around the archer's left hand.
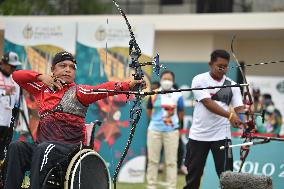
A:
[230,113,244,128]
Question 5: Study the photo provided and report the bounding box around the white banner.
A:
[5,21,76,53]
[77,22,155,56]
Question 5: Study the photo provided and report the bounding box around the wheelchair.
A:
[41,120,111,189]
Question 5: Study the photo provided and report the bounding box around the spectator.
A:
[146,70,184,189]
[0,52,22,161]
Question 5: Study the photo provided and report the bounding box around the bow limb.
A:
[231,35,255,172]
[231,35,253,105]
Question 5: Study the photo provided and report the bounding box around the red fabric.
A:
[12,70,131,144]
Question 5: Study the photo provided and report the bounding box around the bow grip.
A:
[132,80,146,91]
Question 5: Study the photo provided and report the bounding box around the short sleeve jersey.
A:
[189,72,243,141]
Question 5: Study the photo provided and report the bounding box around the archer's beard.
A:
[0,68,11,77]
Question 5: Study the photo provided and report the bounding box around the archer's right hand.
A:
[37,74,65,91]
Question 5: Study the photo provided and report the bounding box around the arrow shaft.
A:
[223,60,284,70]
[91,84,248,96]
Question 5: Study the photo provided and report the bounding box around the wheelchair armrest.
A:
[85,120,102,148]
[92,120,102,127]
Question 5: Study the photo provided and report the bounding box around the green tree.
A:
[0,0,108,15]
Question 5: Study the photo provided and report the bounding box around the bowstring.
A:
[104,14,115,187]
[231,35,254,173]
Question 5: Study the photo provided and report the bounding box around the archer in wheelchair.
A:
[3,51,143,189]
[41,120,111,189]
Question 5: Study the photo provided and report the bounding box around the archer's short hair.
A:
[210,49,230,62]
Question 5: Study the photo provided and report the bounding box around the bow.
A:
[218,36,284,173]
[230,35,256,172]
[111,1,162,188]
[230,36,284,172]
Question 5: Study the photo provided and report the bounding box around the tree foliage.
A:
[0,0,108,15]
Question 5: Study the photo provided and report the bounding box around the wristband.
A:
[228,112,233,121]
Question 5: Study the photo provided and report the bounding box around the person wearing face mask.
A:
[183,50,244,189]
[146,70,184,189]
[0,52,22,163]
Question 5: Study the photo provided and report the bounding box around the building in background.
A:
[99,0,284,14]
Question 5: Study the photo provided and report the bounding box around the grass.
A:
[117,174,185,189]
[20,169,186,189]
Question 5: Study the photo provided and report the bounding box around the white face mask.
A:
[160,80,173,90]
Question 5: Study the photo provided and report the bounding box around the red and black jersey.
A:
[12,70,130,144]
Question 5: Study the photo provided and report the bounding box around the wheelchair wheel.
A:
[64,149,111,189]
[42,166,63,189]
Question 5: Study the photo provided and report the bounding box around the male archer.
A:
[183,50,244,189]
[0,52,22,161]
[4,51,143,189]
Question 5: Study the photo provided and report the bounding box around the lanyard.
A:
[0,72,13,107]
